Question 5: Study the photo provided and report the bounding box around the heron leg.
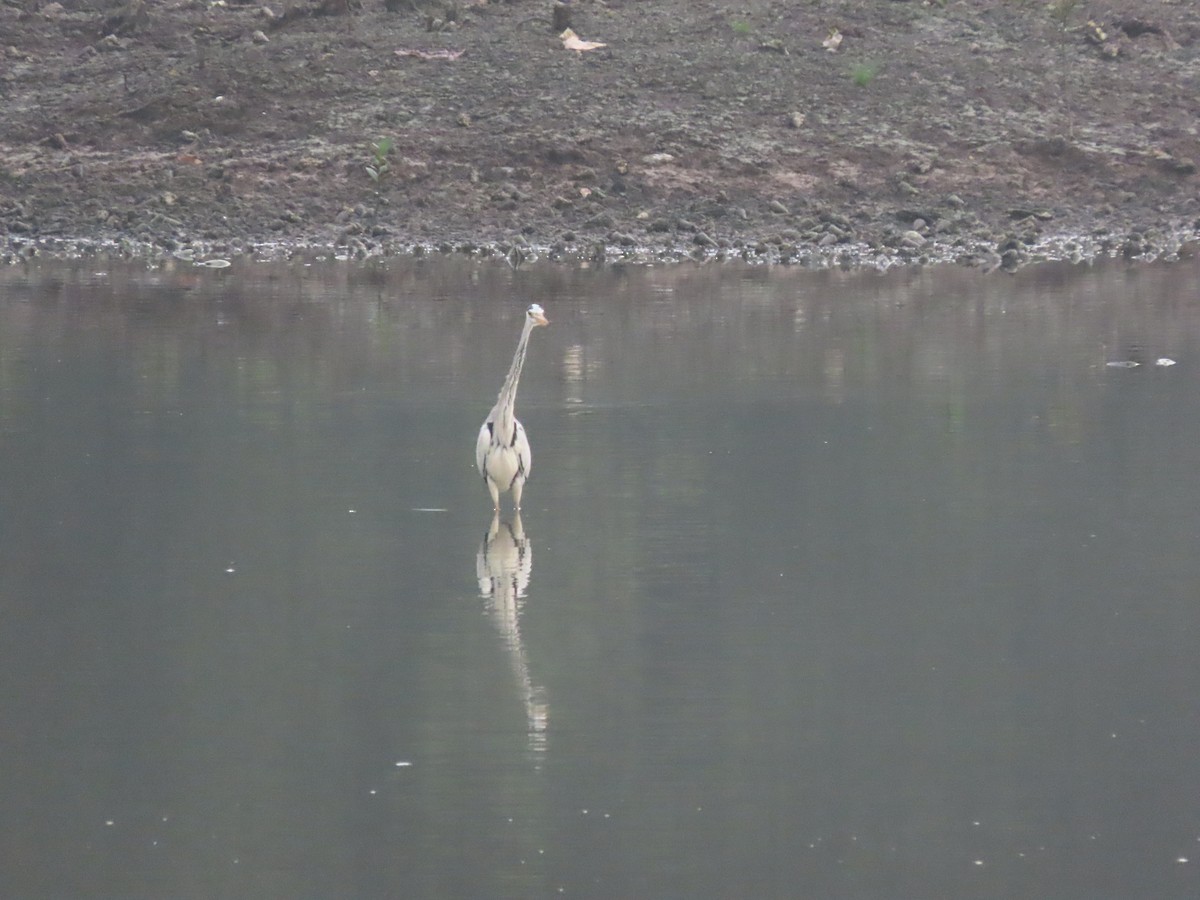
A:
[487,479,501,511]
[511,478,524,511]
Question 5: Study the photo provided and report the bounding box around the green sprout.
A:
[850,62,879,87]
[366,137,394,182]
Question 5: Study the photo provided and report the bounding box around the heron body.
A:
[476,304,549,510]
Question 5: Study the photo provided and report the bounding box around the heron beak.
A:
[533,311,549,327]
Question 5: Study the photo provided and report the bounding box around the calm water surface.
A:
[1,257,1198,898]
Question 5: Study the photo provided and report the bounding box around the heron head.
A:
[527,304,549,327]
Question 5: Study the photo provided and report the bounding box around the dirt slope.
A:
[1,0,1198,267]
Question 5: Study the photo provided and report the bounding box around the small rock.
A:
[900,230,926,248]
[787,111,806,129]
[693,232,716,247]
[642,152,675,165]
[251,30,269,44]
[896,208,937,225]
[768,199,789,215]
[1160,156,1196,175]
[97,34,133,52]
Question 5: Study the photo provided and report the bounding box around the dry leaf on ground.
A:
[560,28,606,52]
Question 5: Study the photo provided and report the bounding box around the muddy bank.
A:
[1,0,1198,268]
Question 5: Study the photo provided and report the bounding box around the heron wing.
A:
[512,419,532,483]
[476,419,493,479]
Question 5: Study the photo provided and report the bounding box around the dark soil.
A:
[2,0,1199,267]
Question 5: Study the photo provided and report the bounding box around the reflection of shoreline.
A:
[476,513,548,756]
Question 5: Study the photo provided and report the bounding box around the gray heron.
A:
[476,304,549,510]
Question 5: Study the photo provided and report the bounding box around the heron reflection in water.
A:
[477,513,548,755]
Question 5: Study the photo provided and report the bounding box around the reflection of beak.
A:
[534,312,549,327]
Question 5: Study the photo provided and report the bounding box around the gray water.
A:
[1,256,1198,899]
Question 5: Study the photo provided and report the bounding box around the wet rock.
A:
[999,248,1023,271]
[768,200,789,215]
[1122,237,1144,259]
[1007,208,1054,221]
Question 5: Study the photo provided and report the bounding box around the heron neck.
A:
[494,318,535,434]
